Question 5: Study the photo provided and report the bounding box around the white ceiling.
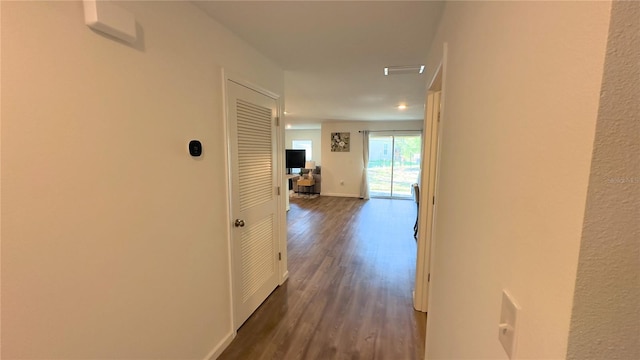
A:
[193,1,444,129]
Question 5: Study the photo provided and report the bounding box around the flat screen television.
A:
[285,149,306,170]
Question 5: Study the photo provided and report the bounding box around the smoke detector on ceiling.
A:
[384,65,425,76]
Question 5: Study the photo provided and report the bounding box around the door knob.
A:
[234,219,245,227]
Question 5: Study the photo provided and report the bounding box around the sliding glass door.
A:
[367,133,421,198]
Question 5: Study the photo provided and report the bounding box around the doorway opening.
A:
[367,133,422,199]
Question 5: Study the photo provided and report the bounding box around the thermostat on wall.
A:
[189,140,202,157]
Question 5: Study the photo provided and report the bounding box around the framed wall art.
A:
[330,132,350,152]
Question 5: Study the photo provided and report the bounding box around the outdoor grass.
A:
[368,165,419,198]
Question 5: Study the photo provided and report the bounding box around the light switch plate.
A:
[499,290,520,359]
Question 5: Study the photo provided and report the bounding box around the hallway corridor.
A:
[219,196,425,359]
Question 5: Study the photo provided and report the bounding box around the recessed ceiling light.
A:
[284,111,288,115]
[286,124,292,129]
[398,104,407,110]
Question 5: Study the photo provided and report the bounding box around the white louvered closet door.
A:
[227,80,279,329]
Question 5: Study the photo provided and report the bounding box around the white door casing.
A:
[414,59,445,312]
[226,79,280,329]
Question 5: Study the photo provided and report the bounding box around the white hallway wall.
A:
[321,120,422,197]
[423,1,612,359]
[567,1,640,358]
[1,1,283,358]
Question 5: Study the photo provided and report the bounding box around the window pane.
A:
[392,135,421,198]
[291,140,312,161]
[367,136,393,197]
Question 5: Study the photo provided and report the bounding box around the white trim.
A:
[272,88,287,287]
[425,43,449,356]
[415,44,448,315]
[227,76,280,101]
[320,193,361,198]
[277,97,288,286]
[202,331,235,360]
[280,270,289,285]
[428,43,448,306]
[220,68,237,337]
[414,89,438,312]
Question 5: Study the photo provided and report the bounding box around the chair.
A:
[412,183,420,240]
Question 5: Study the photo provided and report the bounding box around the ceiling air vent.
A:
[384,65,425,76]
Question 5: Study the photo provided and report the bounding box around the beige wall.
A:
[423,1,611,358]
[285,129,322,165]
[1,1,283,358]
[321,120,422,197]
[567,1,640,358]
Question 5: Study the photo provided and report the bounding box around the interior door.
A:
[414,89,442,312]
[227,79,279,329]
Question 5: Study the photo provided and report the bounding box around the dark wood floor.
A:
[218,196,426,360]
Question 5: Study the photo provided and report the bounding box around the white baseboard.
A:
[320,192,360,198]
[280,270,289,285]
[203,331,235,360]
